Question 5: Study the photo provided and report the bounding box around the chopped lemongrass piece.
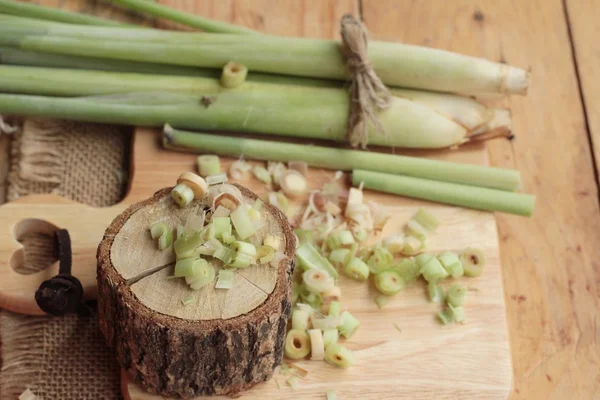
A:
[375,295,390,309]
[448,304,466,323]
[447,284,467,307]
[264,234,281,250]
[428,282,445,303]
[303,269,335,293]
[232,241,257,257]
[252,198,264,210]
[420,257,449,283]
[295,230,314,247]
[268,191,289,213]
[171,183,194,208]
[213,192,241,211]
[18,388,37,400]
[253,166,271,184]
[257,245,275,264]
[327,300,341,317]
[311,315,342,331]
[221,232,235,244]
[438,251,464,277]
[393,258,420,283]
[150,222,172,250]
[321,286,341,305]
[324,201,342,216]
[296,242,339,279]
[181,295,194,306]
[415,253,435,268]
[229,159,252,180]
[229,253,254,268]
[176,224,185,240]
[230,204,257,240]
[406,219,428,240]
[286,376,301,390]
[292,309,311,331]
[188,261,216,290]
[339,311,360,339]
[212,217,232,239]
[325,343,354,369]
[285,362,309,378]
[460,247,486,277]
[414,208,440,232]
[326,390,339,400]
[213,247,234,264]
[197,154,221,177]
[285,329,311,360]
[383,235,405,254]
[323,329,339,349]
[437,309,452,325]
[268,161,288,187]
[367,247,394,274]
[174,258,197,278]
[280,170,308,198]
[343,257,370,281]
[288,161,308,177]
[213,205,231,218]
[402,235,425,256]
[220,61,248,88]
[308,329,325,360]
[206,172,228,185]
[176,172,208,199]
[248,207,261,221]
[328,248,351,268]
[326,230,355,250]
[270,251,287,268]
[374,270,405,296]
[184,214,205,233]
[300,291,322,309]
[346,187,363,209]
[174,232,204,258]
[354,229,368,242]
[215,269,235,289]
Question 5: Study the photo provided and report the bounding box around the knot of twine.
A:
[340,14,392,149]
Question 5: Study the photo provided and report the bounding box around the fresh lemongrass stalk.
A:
[171,183,194,208]
[5,24,528,94]
[221,62,248,88]
[373,270,405,296]
[447,284,467,307]
[0,64,514,150]
[459,247,486,277]
[197,154,220,177]
[353,170,535,216]
[285,329,311,360]
[110,0,257,34]
[163,127,521,190]
[0,0,131,26]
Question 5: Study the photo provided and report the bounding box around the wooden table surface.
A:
[5,0,600,398]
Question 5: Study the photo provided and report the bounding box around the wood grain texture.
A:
[361,0,600,398]
[565,0,600,188]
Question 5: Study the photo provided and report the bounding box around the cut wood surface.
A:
[97,186,296,398]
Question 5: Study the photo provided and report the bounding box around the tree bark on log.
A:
[97,186,295,399]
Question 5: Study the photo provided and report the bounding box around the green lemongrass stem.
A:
[110,0,256,34]
[353,169,535,216]
[163,127,521,191]
[2,26,529,94]
[0,0,131,26]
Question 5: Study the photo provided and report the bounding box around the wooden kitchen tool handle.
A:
[0,194,126,315]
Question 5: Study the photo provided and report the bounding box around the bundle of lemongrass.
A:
[0,0,534,215]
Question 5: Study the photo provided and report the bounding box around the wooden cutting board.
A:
[0,128,511,398]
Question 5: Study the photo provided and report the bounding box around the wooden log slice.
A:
[97,185,296,399]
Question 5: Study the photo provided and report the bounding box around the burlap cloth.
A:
[0,118,131,399]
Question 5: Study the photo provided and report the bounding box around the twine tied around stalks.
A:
[340,14,392,149]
